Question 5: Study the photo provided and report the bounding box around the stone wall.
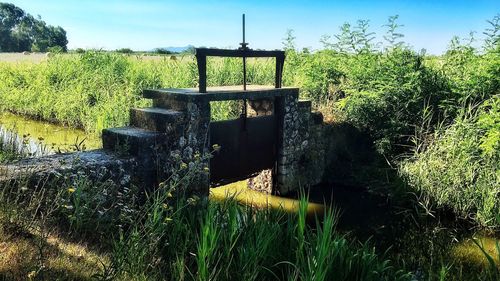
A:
[273,97,326,194]
[103,93,212,197]
[0,150,137,192]
[274,92,300,194]
[247,98,274,117]
[160,99,211,197]
[128,87,326,196]
[295,102,326,188]
[245,94,328,195]
[246,98,275,193]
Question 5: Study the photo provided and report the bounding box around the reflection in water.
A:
[0,111,101,156]
[453,236,500,267]
[211,180,325,216]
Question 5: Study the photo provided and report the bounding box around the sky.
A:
[6,0,500,54]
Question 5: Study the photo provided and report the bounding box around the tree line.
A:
[0,2,68,52]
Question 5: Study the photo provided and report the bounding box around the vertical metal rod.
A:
[242,14,247,91]
[243,60,247,91]
[242,14,247,129]
[242,14,246,44]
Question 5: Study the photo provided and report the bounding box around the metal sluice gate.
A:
[196,14,286,186]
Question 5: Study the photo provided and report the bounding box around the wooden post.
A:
[275,54,285,88]
[196,54,207,93]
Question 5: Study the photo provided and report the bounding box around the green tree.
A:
[282,29,296,51]
[0,2,67,52]
[0,3,25,51]
[11,14,35,51]
[334,23,356,53]
[355,20,376,53]
[48,26,68,51]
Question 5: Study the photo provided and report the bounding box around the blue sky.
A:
[7,0,500,54]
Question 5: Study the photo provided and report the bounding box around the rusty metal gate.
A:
[210,115,276,186]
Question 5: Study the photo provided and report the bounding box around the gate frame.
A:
[194,48,286,93]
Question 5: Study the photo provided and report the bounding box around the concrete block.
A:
[130,107,184,132]
[102,126,165,156]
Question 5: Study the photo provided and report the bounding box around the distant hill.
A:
[153,45,195,53]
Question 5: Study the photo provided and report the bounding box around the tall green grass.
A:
[0,127,28,162]
[91,186,411,281]
[0,138,17,163]
[401,98,499,228]
[0,159,411,281]
[474,239,500,281]
[0,52,276,133]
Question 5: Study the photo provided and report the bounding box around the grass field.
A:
[0,52,186,63]
[0,52,50,63]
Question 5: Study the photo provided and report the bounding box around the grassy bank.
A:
[0,52,276,133]
[0,147,499,280]
[401,98,499,228]
[0,161,411,280]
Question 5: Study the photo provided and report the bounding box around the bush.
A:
[154,48,174,54]
[335,48,450,155]
[400,98,499,227]
[115,48,134,54]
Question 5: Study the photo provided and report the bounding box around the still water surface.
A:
[0,111,101,156]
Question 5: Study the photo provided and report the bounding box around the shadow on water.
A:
[291,182,500,278]
[305,184,397,236]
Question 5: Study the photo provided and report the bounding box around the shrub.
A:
[400,98,499,227]
[154,48,174,54]
[337,48,450,155]
[115,48,134,54]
